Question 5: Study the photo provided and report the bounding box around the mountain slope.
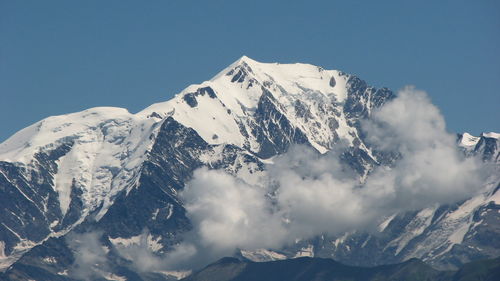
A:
[181,256,500,281]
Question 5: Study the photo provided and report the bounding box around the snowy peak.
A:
[215,55,349,103]
[458,132,481,148]
[139,56,370,153]
[0,106,161,217]
[482,132,500,139]
[459,132,499,163]
[0,107,130,161]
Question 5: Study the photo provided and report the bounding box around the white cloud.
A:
[67,231,109,280]
[182,168,287,254]
[113,231,197,272]
[362,86,484,211]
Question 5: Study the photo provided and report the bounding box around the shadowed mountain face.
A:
[182,256,500,281]
[0,57,498,280]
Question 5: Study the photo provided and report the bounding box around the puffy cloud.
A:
[363,86,448,151]
[362,86,484,211]
[113,231,197,272]
[270,146,367,237]
[67,231,109,280]
[181,168,287,259]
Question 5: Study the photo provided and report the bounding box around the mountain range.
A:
[182,256,500,281]
[0,56,498,280]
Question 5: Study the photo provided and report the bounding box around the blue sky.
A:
[1,0,499,142]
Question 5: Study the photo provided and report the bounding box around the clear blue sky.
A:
[1,0,499,142]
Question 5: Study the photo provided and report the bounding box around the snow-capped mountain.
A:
[0,56,498,280]
[458,132,500,162]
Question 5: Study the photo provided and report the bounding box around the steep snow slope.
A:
[0,107,160,215]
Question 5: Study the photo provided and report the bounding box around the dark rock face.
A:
[294,100,314,122]
[1,237,75,281]
[202,87,217,99]
[96,116,208,240]
[344,76,394,124]
[183,93,198,107]
[329,76,336,87]
[475,137,499,162]
[227,61,253,83]
[253,89,309,159]
[339,147,377,175]
[0,141,74,257]
[182,86,218,107]
[54,182,84,232]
